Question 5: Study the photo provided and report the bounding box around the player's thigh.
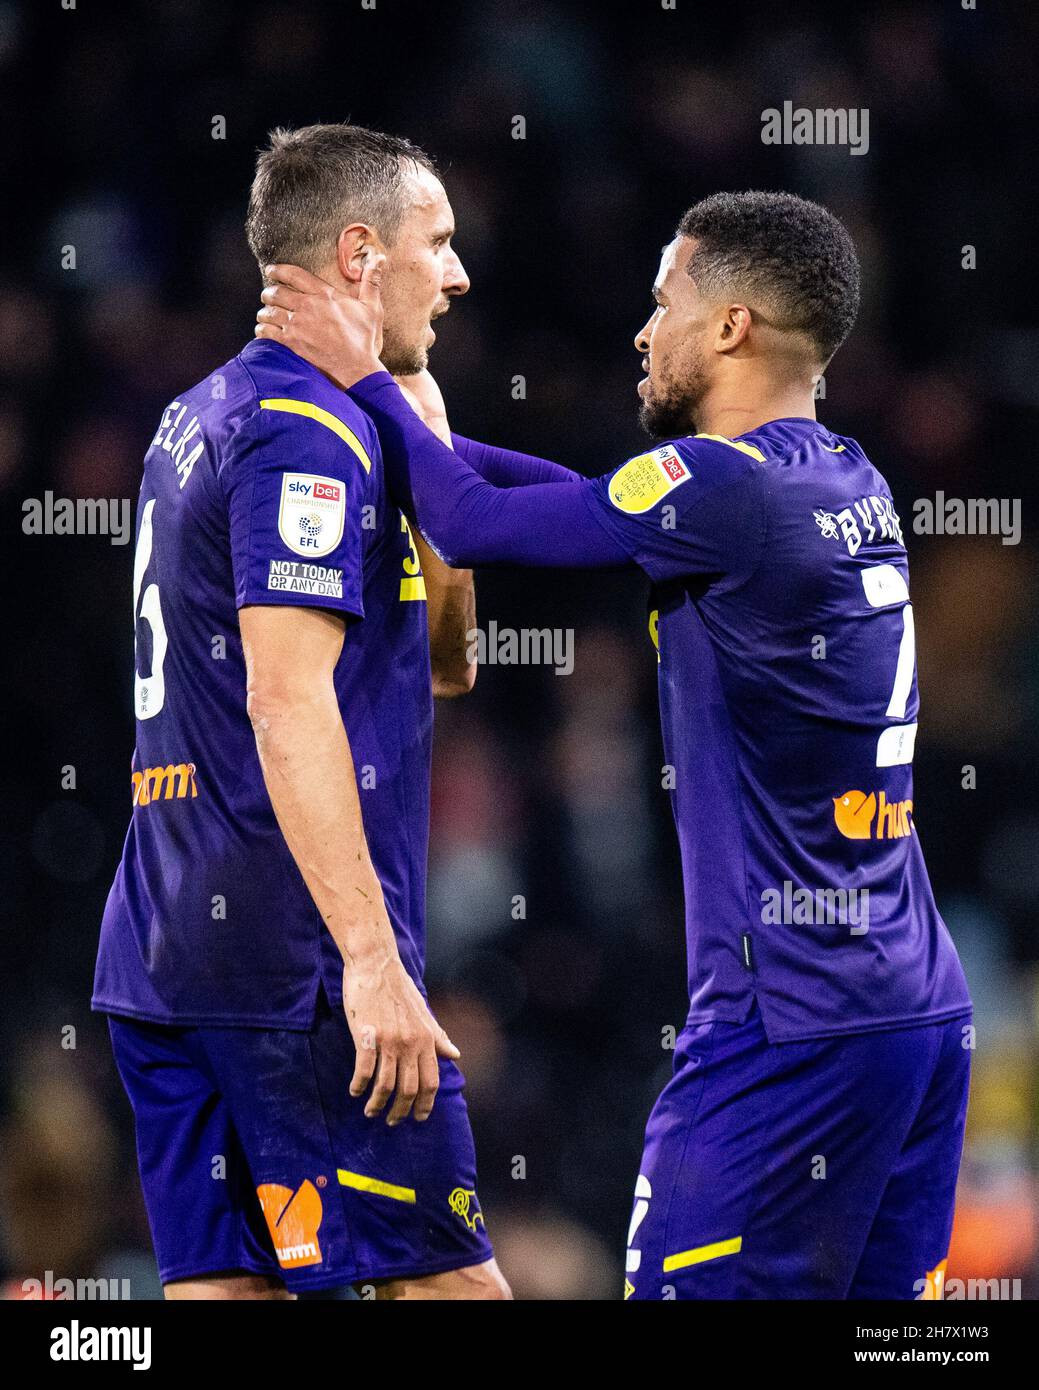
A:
[625,1009,936,1300]
[197,991,495,1291]
[370,1257,511,1301]
[848,1014,972,1301]
[107,1014,282,1289]
[164,1273,292,1300]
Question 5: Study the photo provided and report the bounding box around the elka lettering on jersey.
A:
[152,402,205,490]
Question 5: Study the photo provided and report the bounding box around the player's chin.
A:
[383,342,429,376]
[640,398,690,441]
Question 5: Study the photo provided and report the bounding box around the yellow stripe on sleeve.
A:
[663,1235,742,1273]
[337,1169,416,1204]
[260,398,372,474]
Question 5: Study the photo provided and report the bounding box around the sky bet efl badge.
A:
[608,445,691,513]
[278,473,346,558]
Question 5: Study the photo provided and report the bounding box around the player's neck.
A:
[695,378,818,440]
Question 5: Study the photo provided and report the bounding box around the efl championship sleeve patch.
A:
[277,473,346,558]
[608,446,691,514]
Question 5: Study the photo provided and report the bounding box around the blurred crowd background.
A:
[1,0,1037,1299]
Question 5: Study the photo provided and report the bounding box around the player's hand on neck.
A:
[255,257,386,390]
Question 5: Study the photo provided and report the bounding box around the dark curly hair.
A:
[676,191,860,363]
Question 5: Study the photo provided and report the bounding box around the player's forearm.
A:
[247,685,400,970]
[416,533,476,696]
[451,434,583,487]
[349,373,631,570]
[406,400,476,696]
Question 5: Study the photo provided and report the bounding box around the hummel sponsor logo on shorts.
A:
[257,1179,324,1269]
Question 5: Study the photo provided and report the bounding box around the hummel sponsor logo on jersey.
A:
[131,762,198,806]
[833,789,913,840]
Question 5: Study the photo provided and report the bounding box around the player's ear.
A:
[336,224,383,285]
[715,304,752,355]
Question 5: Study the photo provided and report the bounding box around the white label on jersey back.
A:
[278,473,346,558]
[861,563,909,608]
[877,722,917,767]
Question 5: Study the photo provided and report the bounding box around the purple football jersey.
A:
[93,340,433,1027]
[585,418,971,1041]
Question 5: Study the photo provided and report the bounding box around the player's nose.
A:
[444,250,470,297]
[634,318,652,353]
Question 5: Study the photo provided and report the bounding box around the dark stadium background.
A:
[1,0,1037,1299]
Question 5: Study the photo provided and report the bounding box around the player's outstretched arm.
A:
[240,602,459,1125]
[450,434,584,487]
[255,264,623,569]
[349,372,633,569]
[254,262,762,578]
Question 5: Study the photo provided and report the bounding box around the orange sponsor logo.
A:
[833,789,913,840]
[918,1258,947,1300]
[257,1180,324,1269]
[132,762,198,807]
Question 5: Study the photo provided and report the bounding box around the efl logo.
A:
[279,472,346,558]
[833,789,913,840]
[257,1180,324,1269]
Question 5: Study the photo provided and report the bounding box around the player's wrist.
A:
[339,923,401,974]
[329,357,385,391]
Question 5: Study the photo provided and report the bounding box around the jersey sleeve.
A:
[222,399,377,618]
[583,437,768,585]
[450,434,584,487]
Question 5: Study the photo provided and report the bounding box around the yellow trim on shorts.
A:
[663,1235,742,1273]
[337,1168,416,1203]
